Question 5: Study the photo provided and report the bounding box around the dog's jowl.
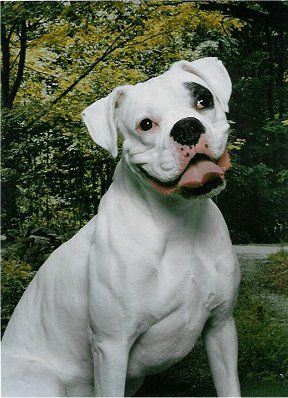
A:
[2,57,241,397]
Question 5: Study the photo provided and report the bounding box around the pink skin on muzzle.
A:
[152,134,231,195]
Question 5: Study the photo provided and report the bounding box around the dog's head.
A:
[82,57,232,198]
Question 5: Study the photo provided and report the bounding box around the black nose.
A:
[170,117,205,146]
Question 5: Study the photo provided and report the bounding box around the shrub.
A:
[1,258,35,336]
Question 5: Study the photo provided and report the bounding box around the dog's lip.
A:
[140,150,231,195]
[178,155,225,188]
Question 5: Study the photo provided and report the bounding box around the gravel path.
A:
[234,244,287,258]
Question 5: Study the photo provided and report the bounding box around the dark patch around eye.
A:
[184,82,214,109]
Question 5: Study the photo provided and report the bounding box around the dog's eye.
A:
[196,99,206,110]
[196,95,214,110]
[139,118,153,131]
[196,98,212,110]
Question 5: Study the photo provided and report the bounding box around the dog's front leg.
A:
[203,316,240,397]
[91,335,129,397]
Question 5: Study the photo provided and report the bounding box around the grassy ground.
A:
[136,250,288,397]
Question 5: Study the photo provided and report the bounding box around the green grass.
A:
[235,250,288,397]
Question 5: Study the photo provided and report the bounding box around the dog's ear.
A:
[171,57,232,112]
[81,86,130,158]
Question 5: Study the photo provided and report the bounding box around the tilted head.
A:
[82,57,232,198]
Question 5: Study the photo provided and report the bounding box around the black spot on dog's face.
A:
[184,82,214,110]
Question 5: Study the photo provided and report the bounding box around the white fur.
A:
[2,58,241,397]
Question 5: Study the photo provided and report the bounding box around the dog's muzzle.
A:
[147,118,231,196]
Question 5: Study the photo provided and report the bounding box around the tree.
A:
[1,1,242,238]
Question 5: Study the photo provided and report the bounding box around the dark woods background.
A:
[2,1,288,254]
[1,2,288,394]
[2,1,288,248]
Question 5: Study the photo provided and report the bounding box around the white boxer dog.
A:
[2,57,241,397]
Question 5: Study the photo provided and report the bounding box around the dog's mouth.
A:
[141,150,231,197]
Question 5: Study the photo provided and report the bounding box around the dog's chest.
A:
[127,238,231,377]
[150,232,229,316]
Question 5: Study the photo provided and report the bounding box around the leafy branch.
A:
[52,4,160,105]
[21,4,161,129]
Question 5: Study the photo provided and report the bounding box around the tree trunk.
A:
[1,25,11,108]
[1,20,27,109]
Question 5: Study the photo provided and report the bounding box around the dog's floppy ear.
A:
[171,57,232,112]
[81,86,130,158]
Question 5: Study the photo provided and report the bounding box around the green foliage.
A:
[218,110,288,243]
[1,258,35,335]
[218,156,288,243]
[3,224,61,270]
[1,1,247,257]
[2,1,286,249]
